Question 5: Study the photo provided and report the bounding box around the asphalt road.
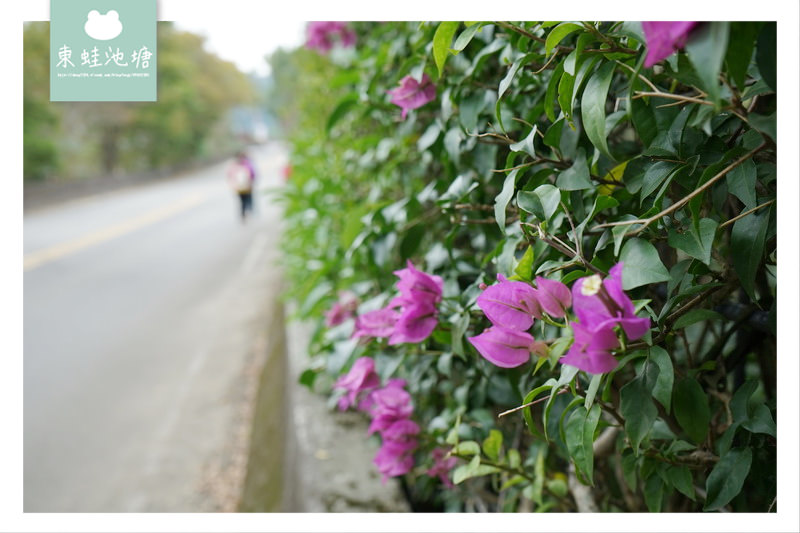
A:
[23,143,287,512]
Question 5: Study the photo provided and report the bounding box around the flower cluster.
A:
[333,359,419,482]
[352,260,443,345]
[324,290,359,327]
[468,274,568,368]
[469,264,651,375]
[366,379,419,482]
[387,74,437,120]
[305,21,356,53]
[561,264,650,374]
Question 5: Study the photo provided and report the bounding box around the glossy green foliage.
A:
[275,21,776,513]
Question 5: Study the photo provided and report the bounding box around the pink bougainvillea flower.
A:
[352,306,399,340]
[571,263,651,341]
[427,447,458,488]
[392,260,443,305]
[641,21,698,68]
[384,260,443,344]
[468,325,546,368]
[387,74,437,119]
[333,357,381,411]
[367,381,414,435]
[534,276,572,318]
[477,274,542,330]
[324,291,360,327]
[373,439,416,482]
[305,21,356,53]
[388,301,439,345]
[560,321,620,375]
[381,419,421,442]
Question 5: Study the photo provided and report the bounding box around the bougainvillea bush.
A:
[270,21,777,512]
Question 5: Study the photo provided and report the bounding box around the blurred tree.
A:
[23,22,59,181]
[23,22,258,181]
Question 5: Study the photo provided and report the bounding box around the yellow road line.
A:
[24,192,210,272]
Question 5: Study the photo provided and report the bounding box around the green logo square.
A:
[50,0,156,101]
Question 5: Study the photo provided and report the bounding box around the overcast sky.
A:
[169,10,306,76]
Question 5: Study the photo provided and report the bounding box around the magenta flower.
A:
[352,307,399,340]
[560,321,620,374]
[387,74,437,120]
[305,21,356,53]
[571,263,651,341]
[388,301,439,345]
[381,419,421,442]
[477,274,542,330]
[468,325,546,368]
[333,357,381,411]
[367,380,414,435]
[641,22,698,68]
[534,276,572,318]
[324,291,359,327]
[392,260,443,306]
[363,378,419,482]
[374,440,416,482]
[427,448,458,488]
[352,261,442,344]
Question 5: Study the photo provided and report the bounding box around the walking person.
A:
[227,151,256,223]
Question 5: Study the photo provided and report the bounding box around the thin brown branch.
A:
[498,387,570,418]
[633,91,714,107]
[719,199,775,229]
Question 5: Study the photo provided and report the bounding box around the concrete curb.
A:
[280,317,411,512]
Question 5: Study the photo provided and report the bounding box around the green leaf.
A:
[584,373,603,411]
[556,148,593,190]
[649,346,674,414]
[672,309,724,330]
[742,404,776,438]
[725,158,757,209]
[453,455,501,484]
[482,429,503,462]
[640,162,678,202]
[417,122,442,151]
[755,22,776,91]
[565,404,601,485]
[494,168,520,232]
[545,22,583,56]
[545,62,565,122]
[517,184,561,222]
[730,208,769,301]
[581,61,616,159]
[685,22,729,104]
[325,94,359,134]
[730,380,758,423]
[509,125,538,159]
[643,474,664,512]
[621,450,638,492]
[452,23,481,52]
[620,238,670,290]
[450,312,470,357]
[749,112,776,142]
[704,448,752,511]
[433,22,460,78]
[725,22,762,90]
[663,465,696,501]
[514,245,535,281]
[667,217,718,265]
[498,53,537,100]
[620,373,658,455]
[630,95,657,147]
[452,440,480,456]
[673,377,710,444]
